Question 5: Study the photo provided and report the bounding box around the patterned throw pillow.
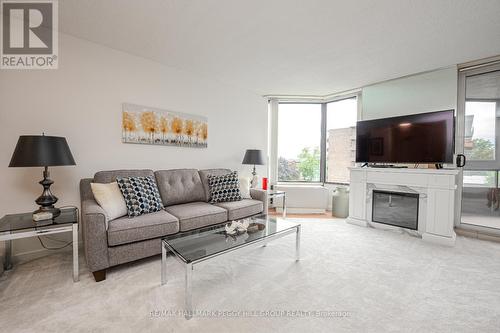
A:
[116,176,164,217]
[208,171,242,203]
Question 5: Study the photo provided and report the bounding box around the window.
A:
[278,103,322,182]
[464,101,496,161]
[458,65,500,230]
[276,96,359,183]
[326,98,358,183]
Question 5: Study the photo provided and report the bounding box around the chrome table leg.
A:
[161,243,167,285]
[3,235,13,271]
[283,194,287,218]
[296,225,301,261]
[185,263,193,319]
[72,224,79,282]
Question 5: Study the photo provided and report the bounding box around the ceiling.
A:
[59,0,500,96]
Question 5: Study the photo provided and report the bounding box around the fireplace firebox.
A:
[372,190,419,230]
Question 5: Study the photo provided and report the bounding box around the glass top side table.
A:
[267,190,286,217]
[0,208,79,282]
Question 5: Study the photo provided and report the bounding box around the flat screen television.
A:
[355,110,455,164]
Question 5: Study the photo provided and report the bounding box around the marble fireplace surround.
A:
[347,167,459,246]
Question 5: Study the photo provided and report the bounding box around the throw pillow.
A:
[90,182,128,221]
[239,176,251,199]
[208,171,242,203]
[116,176,164,217]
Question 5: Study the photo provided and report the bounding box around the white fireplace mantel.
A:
[346,167,459,246]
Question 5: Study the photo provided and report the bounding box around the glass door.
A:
[458,65,500,230]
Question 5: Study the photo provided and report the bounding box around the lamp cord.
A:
[37,237,73,250]
[37,205,79,251]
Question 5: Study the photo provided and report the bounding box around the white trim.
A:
[421,232,456,247]
[268,99,279,185]
[458,55,500,71]
[265,89,361,103]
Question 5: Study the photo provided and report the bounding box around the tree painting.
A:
[122,111,136,141]
[122,103,208,148]
[159,116,168,143]
[140,111,157,143]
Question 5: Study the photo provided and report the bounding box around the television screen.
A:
[355,110,455,163]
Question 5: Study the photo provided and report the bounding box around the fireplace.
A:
[372,190,419,230]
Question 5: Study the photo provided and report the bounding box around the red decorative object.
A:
[262,177,268,190]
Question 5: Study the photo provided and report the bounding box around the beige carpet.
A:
[1,218,500,333]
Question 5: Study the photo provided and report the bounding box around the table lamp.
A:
[242,149,264,188]
[9,134,76,218]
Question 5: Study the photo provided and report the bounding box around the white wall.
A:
[0,34,268,261]
[362,67,458,120]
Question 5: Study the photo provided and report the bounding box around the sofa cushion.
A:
[107,210,179,246]
[199,168,232,202]
[154,169,206,206]
[215,199,263,220]
[116,176,164,217]
[239,176,252,199]
[94,169,154,183]
[208,171,242,203]
[165,202,228,231]
[90,182,128,221]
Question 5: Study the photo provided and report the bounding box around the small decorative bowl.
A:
[247,223,265,234]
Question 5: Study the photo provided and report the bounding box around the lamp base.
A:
[250,174,259,188]
[34,167,61,219]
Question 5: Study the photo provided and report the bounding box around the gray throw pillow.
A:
[116,176,164,217]
[208,171,242,203]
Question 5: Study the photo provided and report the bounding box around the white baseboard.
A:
[422,232,456,246]
[346,217,368,227]
[275,207,326,214]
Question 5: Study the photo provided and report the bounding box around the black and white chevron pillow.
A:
[208,171,242,203]
[116,176,164,217]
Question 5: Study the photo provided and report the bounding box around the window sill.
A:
[275,182,324,188]
[276,181,350,186]
[324,182,350,186]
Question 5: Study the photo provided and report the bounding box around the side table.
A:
[268,190,286,218]
[0,208,79,282]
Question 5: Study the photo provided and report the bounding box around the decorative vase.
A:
[332,186,349,218]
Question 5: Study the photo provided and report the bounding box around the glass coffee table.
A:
[161,214,301,319]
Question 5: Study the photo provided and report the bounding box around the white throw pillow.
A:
[90,182,128,221]
[239,177,251,199]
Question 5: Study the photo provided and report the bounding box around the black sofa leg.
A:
[92,269,106,282]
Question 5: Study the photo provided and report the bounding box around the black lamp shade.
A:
[242,149,264,165]
[9,135,76,167]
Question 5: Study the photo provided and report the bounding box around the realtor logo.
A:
[1,0,58,69]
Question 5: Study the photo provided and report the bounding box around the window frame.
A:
[277,101,323,184]
[275,93,361,185]
[463,97,499,166]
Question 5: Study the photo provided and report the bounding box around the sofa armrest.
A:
[250,189,268,213]
[81,199,110,272]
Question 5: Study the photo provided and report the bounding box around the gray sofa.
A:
[80,168,268,282]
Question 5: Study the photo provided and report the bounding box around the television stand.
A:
[347,166,459,246]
